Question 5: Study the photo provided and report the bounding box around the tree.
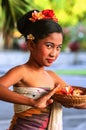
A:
[0,0,36,49]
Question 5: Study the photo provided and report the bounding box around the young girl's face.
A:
[30,32,63,67]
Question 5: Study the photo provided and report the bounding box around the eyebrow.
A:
[46,42,62,46]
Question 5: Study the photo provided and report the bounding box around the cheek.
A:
[56,51,61,59]
[38,47,48,56]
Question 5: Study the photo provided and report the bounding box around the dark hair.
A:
[17,10,63,42]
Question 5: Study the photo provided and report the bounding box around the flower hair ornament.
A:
[27,34,35,40]
[29,9,58,23]
[26,10,58,41]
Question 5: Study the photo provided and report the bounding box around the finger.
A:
[47,84,60,98]
[55,83,59,88]
[47,99,53,105]
[50,84,60,95]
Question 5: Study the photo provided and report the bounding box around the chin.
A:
[45,64,52,67]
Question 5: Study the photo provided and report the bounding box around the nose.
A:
[49,48,58,57]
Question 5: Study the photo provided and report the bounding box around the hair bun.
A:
[17,10,39,36]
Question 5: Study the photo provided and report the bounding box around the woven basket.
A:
[52,86,86,107]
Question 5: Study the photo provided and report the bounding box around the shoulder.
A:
[7,65,25,74]
[46,70,59,78]
[47,70,67,86]
[0,65,27,87]
[4,65,26,79]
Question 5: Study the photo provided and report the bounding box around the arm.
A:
[72,103,86,109]
[0,84,34,105]
[0,83,60,108]
[0,65,33,105]
[48,71,86,109]
[0,67,59,108]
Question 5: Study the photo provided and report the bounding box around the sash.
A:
[13,87,63,130]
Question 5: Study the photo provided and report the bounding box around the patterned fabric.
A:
[11,113,49,130]
[8,87,62,130]
[13,87,50,113]
[9,87,51,130]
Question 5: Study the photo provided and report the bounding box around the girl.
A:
[0,9,85,130]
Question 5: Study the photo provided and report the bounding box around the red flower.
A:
[42,9,58,22]
[42,10,54,18]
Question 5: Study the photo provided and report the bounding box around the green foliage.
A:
[0,0,37,32]
[34,0,52,9]
[0,0,39,48]
[34,0,86,26]
[0,0,86,50]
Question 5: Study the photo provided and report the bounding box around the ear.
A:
[27,40,35,51]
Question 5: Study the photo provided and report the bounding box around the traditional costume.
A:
[9,87,62,130]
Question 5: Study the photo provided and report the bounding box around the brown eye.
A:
[60,45,62,48]
[57,45,62,50]
[46,43,53,48]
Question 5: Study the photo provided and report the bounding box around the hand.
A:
[33,84,60,108]
[73,103,86,109]
[63,103,86,109]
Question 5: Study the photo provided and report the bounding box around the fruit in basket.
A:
[56,85,73,95]
[56,86,83,96]
[72,88,83,96]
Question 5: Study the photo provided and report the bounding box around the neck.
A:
[26,58,45,72]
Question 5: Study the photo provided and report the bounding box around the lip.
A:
[47,59,55,63]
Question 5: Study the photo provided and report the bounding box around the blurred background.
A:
[0,0,86,130]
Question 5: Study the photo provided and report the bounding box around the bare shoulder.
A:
[46,70,60,79]
[47,70,67,86]
[5,65,25,76]
[47,70,57,76]
[0,65,26,87]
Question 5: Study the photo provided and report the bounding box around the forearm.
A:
[74,104,86,109]
[0,85,34,106]
[0,84,60,109]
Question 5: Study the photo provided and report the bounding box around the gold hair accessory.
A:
[27,34,35,40]
[29,9,58,23]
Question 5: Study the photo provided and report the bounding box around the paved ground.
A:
[0,51,86,130]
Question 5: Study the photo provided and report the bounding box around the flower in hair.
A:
[42,9,58,22]
[29,9,58,22]
[27,34,35,40]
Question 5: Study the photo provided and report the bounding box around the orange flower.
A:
[29,11,45,22]
[29,9,58,22]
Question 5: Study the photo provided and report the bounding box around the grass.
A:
[55,69,86,75]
